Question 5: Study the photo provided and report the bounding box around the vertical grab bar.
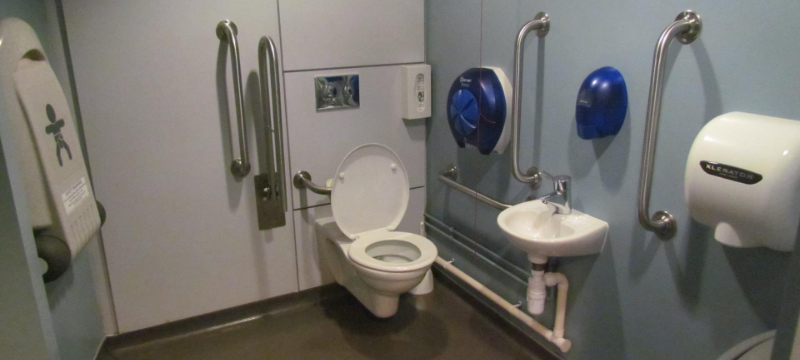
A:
[637,10,702,240]
[216,20,251,177]
[258,36,286,212]
[253,36,287,229]
[510,12,550,188]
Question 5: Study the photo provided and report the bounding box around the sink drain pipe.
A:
[545,272,569,342]
[527,260,569,344]
[434,257,572,353]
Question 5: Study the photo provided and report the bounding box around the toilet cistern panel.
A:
[331,144,410,239]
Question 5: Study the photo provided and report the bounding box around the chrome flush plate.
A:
[315,75,359,111]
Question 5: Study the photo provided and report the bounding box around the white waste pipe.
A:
[545,272,569,341]
[527,270,546,314]
[435,257,572,352]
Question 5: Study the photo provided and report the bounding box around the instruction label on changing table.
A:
[62,177,89,215]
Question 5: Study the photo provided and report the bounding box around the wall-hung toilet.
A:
[315,144,437,318]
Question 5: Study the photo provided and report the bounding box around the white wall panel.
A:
[294,187,425,290]
[293,205,334,290]
[64,0,297,332]
[285,65,426,209]
[279,0,424,71]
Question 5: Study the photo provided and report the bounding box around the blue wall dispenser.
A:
[446,67,512,154]
[575,66,628,140]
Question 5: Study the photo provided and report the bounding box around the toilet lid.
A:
[331,144,409,239]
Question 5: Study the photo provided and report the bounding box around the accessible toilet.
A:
[315,144,437,318]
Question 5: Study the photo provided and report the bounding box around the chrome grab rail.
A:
[295,163,512,209]
[216,20,250,177]
[258,36,287,211]
[510,12,550,188]
[439,165,511,211]
[637,10,702,240]
[293,171,332,196]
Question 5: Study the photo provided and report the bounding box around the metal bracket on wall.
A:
[254,174,285,229]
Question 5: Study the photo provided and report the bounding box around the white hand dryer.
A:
[685,112,800,252]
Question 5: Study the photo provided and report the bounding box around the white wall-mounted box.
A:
[401,64,431,120]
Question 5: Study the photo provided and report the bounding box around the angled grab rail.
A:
[637,10,702,240]
[510,12,550,187]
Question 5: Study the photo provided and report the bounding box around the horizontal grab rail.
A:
[293,171,332,196]
[296,165,509,211]
[637,10,702,240]
[438,164,511,211]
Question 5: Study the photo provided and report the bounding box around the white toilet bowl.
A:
[315,144,438,318]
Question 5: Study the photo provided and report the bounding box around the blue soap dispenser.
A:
[575,67,628,139]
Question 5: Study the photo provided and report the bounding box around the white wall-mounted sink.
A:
[497,200,608,262]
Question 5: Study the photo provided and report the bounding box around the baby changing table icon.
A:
[44,104,71,166]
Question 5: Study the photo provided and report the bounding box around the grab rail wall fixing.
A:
[217,20,250,177]
[637,10,702,240]
[293,171,332,196]
[439,164,511,211]
[510,12,550,188]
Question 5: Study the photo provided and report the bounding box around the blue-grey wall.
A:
[771,228,800,359]
[1,1,107,359]
[425,0,800,359]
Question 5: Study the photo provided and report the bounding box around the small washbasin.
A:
[497,200,608,259]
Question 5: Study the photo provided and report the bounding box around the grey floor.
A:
[98,275,557,360]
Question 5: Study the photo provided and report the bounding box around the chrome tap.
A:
[531,173,571,214]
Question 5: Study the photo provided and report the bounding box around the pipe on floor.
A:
[424,214,530,281]
[434,257,572,353]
